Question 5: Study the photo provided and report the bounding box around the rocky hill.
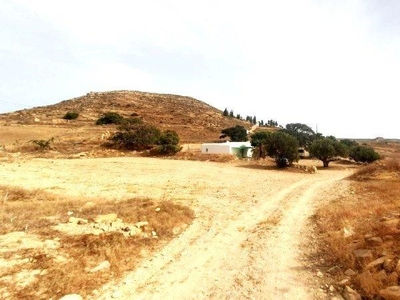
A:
[0,90,253,144]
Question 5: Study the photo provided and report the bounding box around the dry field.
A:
[1,145,357,300]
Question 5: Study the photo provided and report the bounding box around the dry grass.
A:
[0,186,194,299]
[314,143,400,299]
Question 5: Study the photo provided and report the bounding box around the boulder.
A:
[94,214,118,223]
[380,286,400,300]
[343,286,361,300]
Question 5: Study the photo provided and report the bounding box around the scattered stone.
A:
[59,294,83,300]
[343,285,361,300]
[329,285,336,292]
[353,249,373,266]
[67,211,74,216]
[379,285,400,300]
[89,260,111,273]
[111,290,123,298]
[384,259,395,273]
[344,269,357,276]
[365,256,387,270]
[135,221,149,228]
[155,207,161,212]
[331,294,345,300]
[366,236,383,246]
[94,214,118,223]
[338,279,350,286]
[343,227,354,238]
[68,217,88,225]
[317,271,324,278]
[328,266,342,275]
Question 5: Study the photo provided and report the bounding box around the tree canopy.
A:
[220,125,248,142]
[266,132,299,167]
[282,123,315,148]
[309,137,348,167]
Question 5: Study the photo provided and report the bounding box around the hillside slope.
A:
[0,90,252,144]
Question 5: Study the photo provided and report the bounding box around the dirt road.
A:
[0,157,351,299]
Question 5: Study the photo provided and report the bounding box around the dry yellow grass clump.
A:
[0,186,194,299]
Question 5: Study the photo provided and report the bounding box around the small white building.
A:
[201,141,253,158]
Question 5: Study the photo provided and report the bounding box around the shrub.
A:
[350,146,381,163]
[111,123,161,150]
[63,111,79,120]
[31,137,54,150]
[150,144,182,155]
[96,112,124,125]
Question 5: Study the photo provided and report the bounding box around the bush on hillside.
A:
[63,111,79,120]
[96,112,124,125]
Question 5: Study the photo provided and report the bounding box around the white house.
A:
[201,141,253,158]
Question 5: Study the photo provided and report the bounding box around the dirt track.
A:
[0,157,351,299]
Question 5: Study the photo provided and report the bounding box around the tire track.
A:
[96,173,348,300]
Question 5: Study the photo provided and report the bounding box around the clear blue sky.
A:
[1,0,400,139]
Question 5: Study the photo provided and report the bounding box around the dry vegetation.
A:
[314,142,400,299]
[0,186,194,299]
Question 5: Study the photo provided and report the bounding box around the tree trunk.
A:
[323,160,329,168]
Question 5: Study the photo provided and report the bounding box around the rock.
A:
[338,278,350,286]
[135,221,149,228]
[365,256,387,270]
[59,294,83,300]
[89,260,111,273]
[328,266,342,275]
[343,286,361,300]
[67,211,74,216]
[384,259,395,273]
[94,214,118,223]
[395,260,400,275]
[111,290,123,298]
[343,227,354,238]
[155,207,161,212]
[380,285,400,300]
[331,295,345,300]
[329,285,336,292]
[68,217,88,225]
[344,269,357,276]
[317,271,324,278]
[366,237,383,246]
[353,249,373,266]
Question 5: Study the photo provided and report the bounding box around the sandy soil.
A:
[0,156,352,299]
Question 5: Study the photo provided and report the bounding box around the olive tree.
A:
[309,137,348,167]
[265,132,299,168]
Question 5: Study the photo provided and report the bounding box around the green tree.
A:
[221,125,248,142]
[223,108,229,117]
[340,139,358,148]
[265,132,299,168]
[229,110,234,118]
[250,131,271,159]
[349,146,380,163]
[153,130,182,155]
[252,116,257,124]
[282,123,315,148]
[309,137,348,168]
[111,123,161,150]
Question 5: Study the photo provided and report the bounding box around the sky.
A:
[1,0,400,139]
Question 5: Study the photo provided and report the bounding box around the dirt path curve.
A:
[0,157,351,299]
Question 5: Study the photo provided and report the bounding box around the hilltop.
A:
[0,90,255,151]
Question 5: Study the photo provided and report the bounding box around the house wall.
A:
[201,144,231,154]
[201,142,253,157]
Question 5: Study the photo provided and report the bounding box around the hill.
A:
[0,90,257,152]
